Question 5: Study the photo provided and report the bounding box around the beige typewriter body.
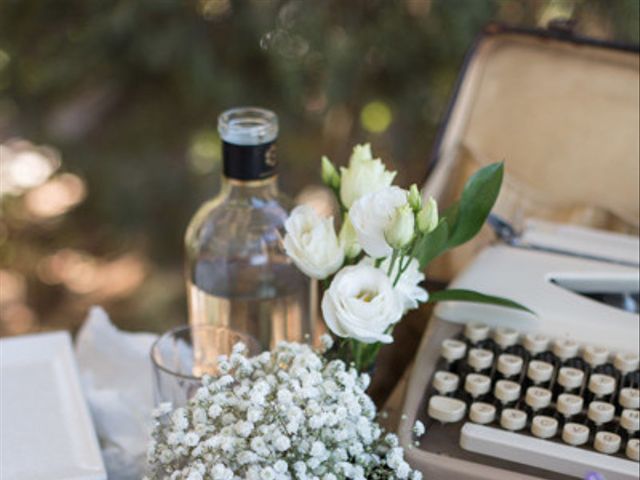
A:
[396,26,639,480]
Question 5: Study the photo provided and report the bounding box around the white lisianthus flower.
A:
[349,186,409,258]
[339,144,397,208]
[362,256,428,313]
[284,205,344,280]
[338,214,361,259]
[417,196,439,233]
[384,203,415,249]
[321,264,403,344]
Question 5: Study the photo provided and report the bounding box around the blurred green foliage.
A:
[0,0,638,334]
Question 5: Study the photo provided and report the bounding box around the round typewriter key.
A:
[464,323,490,345]
[500,408,527,431]
[588,374,616,397]
[497,354,523,378]
[562,423,589,446]
[464,374,491,398]
[594,431,621,454]
[441,339,467,363]
[428,395,466,423]
[433,371,460,396]
[558,367,584,391]
[468,348,494,373]
[619,388,640,410]
[620,409,640,433]
[469,402,496,425]
[524,333,550,356]
[627,438,640,461]
[557,393,584,418]
[494,327,518,351]
[614,352,639,374]
[525,387,552,410]
[588,401,615,425]
[494,380,521,404]
[552,338,579,362]
[531,415,558,439]
[527,361,553,385]
[584,345,609,368]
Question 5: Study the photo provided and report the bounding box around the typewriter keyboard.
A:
[424,323,640,478]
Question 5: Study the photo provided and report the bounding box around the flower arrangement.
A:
[284,144,528,371]
[147,337,425,480]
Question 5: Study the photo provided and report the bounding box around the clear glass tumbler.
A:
[150,325,259,407]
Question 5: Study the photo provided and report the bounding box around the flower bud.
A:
[321,156,340,190]
[408,184,422,212]
[417,196,438,233]
[339,214,362,259]
[384,204,415,249]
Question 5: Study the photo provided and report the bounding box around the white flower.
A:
[349,186,409,258]
[321,264,403,344]
[364,256,428,312]
[338,214,361,259]
[384,204,415,249]
[417,196,438,233]
[339,143,396,208]
[284,205,344,280]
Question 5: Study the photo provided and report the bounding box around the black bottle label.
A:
[223,141,277,180]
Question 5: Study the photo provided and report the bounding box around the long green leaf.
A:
[445,162,503,249]
[428,288,535,314]
[415,219,449,269]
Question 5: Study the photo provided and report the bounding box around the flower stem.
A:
[387,249,399,277]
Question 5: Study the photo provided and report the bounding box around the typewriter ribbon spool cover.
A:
[396,25,640,480]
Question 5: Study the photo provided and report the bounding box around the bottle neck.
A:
[221,175,279,200]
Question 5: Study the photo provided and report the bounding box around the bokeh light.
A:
[360,101,393,134]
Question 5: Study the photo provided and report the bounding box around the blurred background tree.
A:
[0,0,638,336]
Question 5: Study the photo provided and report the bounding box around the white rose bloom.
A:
[321,264,403,344]
[284,205,344,280]
[339,144,396,208]
[349,186,409,258]
[363,257,428,313]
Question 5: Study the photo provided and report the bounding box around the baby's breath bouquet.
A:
[147,337,425,480]
[284,144,529,372]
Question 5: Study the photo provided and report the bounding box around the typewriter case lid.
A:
[424,23,640,281]
[423,24,639,352]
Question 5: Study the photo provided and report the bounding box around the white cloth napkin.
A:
[75,307,158,480]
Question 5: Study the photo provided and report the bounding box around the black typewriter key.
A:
[594,431,622,455]
[440,339,466,373]
[587,374,617,403]
[626,438,640,461]
[469,402,496,425]
[500,408,527,431]
[466,348,494,376]
[555,367,585,398]
[587,401,616,436]
[463,373,492,403]
[523,333,551,362]
[496,354,523,382]
[618,409,640,441]
[493,327,519,355]
[555,393,584,428]
[464,323,493,350]
[432,371,460,397]
[524,386,553,418]
[614,352,640,388]
[562,422,590,446]
[493,380,521,414]
[531,415,558,439]
[525,360,554,390]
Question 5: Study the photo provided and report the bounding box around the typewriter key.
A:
[500,408,527,431]
[587,401,615,434]
[469,402,496,425]
[556,393,583,423]
[441,339,466,373]
[467,348,494,375]
[525,387,552,417]
[464,323,490,347]
[432,371,460,396]
[494,380,521,408]
[464,374,492,402]
[496,354,523,381]
[587,374,616,402]
[531,415,558,439]
[562,423,589,446]
[619,409,640,438]
[584,345,609,369]
[523,333,550,360]
[594,431,621,454]
[428,396,466,423]
[615,352,640,387]
[552,338,581,367]
[526,361,554,389]
[627,438,640,461]
[619,388,640,410]
[494,327,519,354]
[556,367,584,397]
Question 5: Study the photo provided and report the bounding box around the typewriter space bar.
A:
[460,423,637,480]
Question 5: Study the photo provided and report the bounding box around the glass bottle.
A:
[185,107,315,369]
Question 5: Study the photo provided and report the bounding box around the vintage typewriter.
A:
[395,24,639,480]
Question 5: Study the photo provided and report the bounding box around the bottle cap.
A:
[468,348,493,372]
[432,371,459,395]
[494,380,521,404]
[619,388,640,409]
[557,367,584,390]
[531,415,558,439]
[594,431,621,455]
[556,393,583,417]
[562,423,589,446]
[441,339,466,363]
[219,107,279,180]
[620,409,640,433]
[500,409,527,431]
[588,374,616,397]
[497,354,523,377]
[523,333,549,355]
[583,345,609,367]
[587,401,615,424]
[469,402,496,425]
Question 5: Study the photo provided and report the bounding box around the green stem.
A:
[387,249,399,276]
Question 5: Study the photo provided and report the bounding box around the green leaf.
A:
[415,219,449,269]
[428,288,535,314]
[445,162,503,249]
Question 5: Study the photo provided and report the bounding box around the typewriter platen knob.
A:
[428,396,466,423]
[465,323,490,344]
[500,408,527,431]
[619,388,640,410]
[614,352,640,374]
[433,371,460,395]
[588,374,616,397]
[620,409,640,433]
[627,438,640,461]
[523,333,550,355]
[583,345,609,367]
[552,338,579,361]
[531,415,558,439]
[594,431,621,455]
[441,339,466,363]
[557,393,584,417]
[587,401,615,425]
[495,380,521,404]
[562,423,589,446]
[557,367,584,391]
[527,361,554,384]
[469,402,496,425]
